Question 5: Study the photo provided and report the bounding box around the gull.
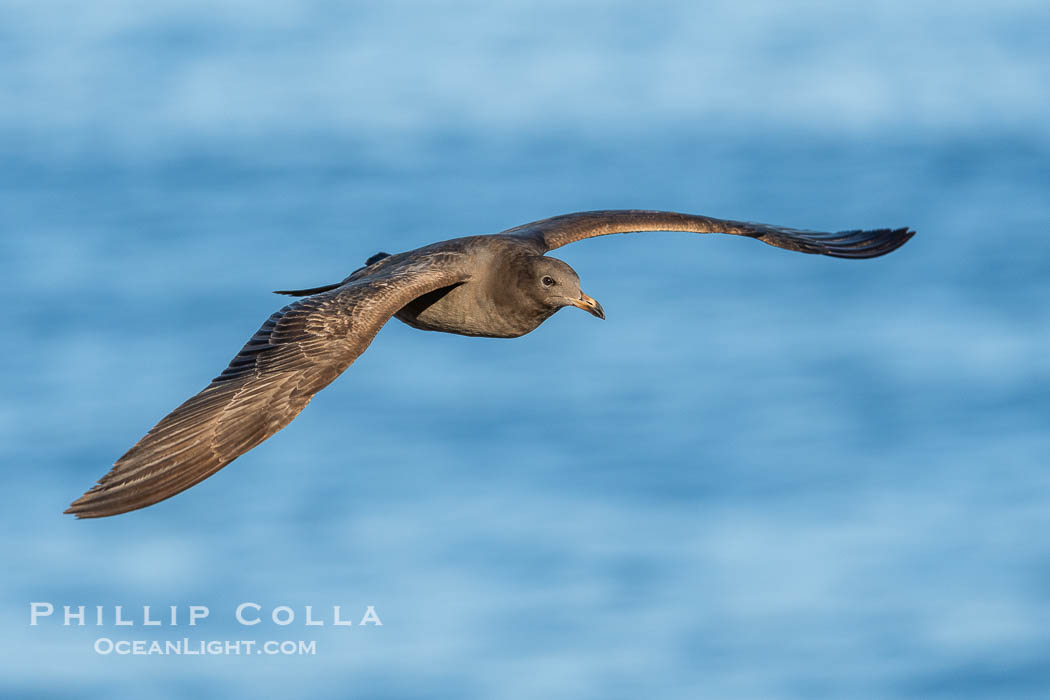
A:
[66,210,914,518]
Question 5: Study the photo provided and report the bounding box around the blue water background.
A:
[2,1,1049,697]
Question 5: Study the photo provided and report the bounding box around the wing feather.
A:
[66,255,469,518]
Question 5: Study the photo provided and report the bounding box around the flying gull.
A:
[66,210,914,518]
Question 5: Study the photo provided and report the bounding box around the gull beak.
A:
[569,291,605,320]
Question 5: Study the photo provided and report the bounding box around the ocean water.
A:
[2,1,1049,698]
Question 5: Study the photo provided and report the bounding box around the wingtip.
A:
[64,494,127,519]
[65,483,124,519]
[824,226,915,259]
[64,502,87,519]
[64,493,94,518]
[881,226,916,255]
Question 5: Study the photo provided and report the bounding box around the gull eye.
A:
[541,275,555,287]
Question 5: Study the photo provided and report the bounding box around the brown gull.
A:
[66,210,914,518]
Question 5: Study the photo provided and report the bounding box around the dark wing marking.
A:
[67,254,469,518]
[503,209,914,259]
